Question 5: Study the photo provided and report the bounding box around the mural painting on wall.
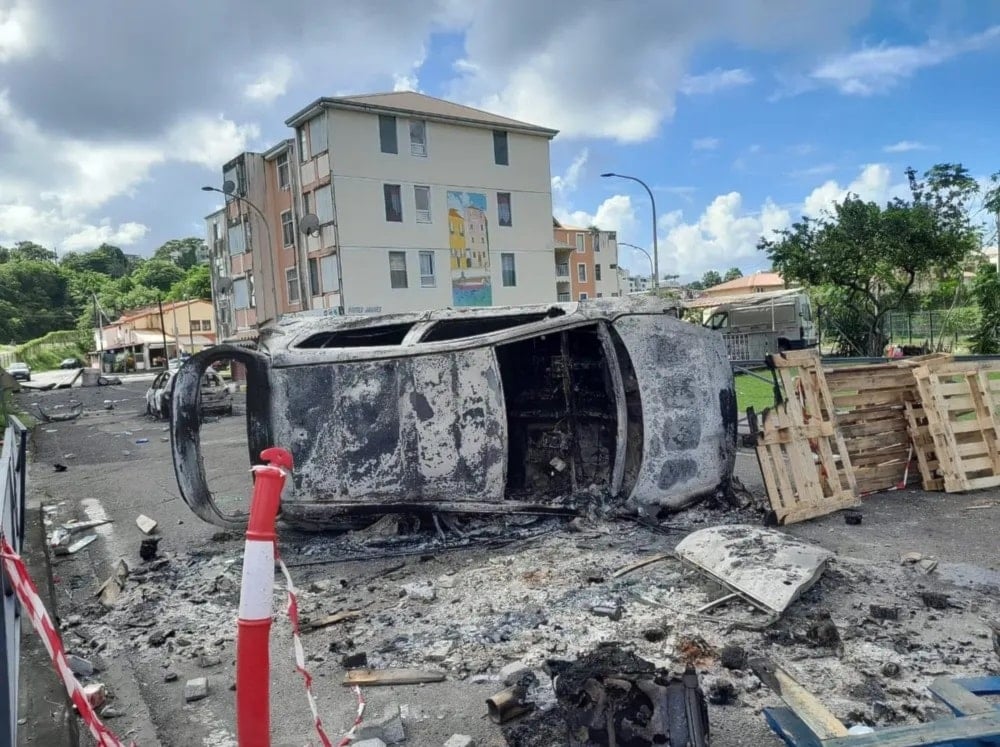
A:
[447,190,493,307]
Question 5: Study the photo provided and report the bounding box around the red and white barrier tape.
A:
[2,529,363,747]
[276,550,365,746]
[0,534,132,747]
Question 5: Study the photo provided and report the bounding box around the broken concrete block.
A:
[184,677,209,702]
[135,514,158,534]
[921,591,950,609]
[444,736,475,747]
[96,559,129,608]
[355,702,405,744]
[401,581,436,602]
[425,640,455,662]
[198,654,222,668]
[83,683,106,708]
[67,654,94,677]
[591,601,623,621]
[352,740,387,747]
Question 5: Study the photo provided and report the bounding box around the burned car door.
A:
[612,312,737,512]
[271,347,507,519]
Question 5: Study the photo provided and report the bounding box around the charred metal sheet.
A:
[613,311,737,512]
[272,348,506,524]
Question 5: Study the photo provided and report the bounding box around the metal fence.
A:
[723,331,780,364]
[1,415,28,747]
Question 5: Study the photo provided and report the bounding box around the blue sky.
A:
[2,0,999,281]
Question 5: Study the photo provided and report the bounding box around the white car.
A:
[7,361,30,381]
[146,368,232,419]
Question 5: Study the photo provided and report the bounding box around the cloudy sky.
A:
[2,0,999,279]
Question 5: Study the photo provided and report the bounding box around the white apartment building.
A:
[285,92,560,315]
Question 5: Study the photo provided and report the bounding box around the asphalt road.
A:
[13,378,1000,746]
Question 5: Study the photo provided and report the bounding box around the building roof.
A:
[703,271,785,294]
[262,138,293,160]
[285,91,558,137]
[116,298,210,324]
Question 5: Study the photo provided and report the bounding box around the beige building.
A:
[94,299,216,370]
[552,220,621,301]
[207,92,563,339]
[702,271,786,297]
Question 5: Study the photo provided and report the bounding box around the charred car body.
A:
[171,297,737,530]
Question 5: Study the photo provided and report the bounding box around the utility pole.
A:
[186,296,194,350]
[157,296,170,369]
[94,294,105,373]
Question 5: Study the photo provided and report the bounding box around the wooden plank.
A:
[611,553,672,578]
[823,712,1000,747]
[749,659,848,739]
[343,668,446,686]
[303,609,362,632]
[970,370,1000,474]
[928,677,996,716]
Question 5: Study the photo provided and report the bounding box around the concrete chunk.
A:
[353,740,387,747]
[355,702,405,744]
[184,677,209,702]
[444,736,475,747]
[135,514,158,534]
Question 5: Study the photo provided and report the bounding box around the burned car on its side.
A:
[171,297,737,530]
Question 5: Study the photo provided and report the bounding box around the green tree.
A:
[761,177,978,355]
[970,264,1000,354]
[153,237,206,270]
[166,264,212,301]
[686,280,705,291]
[723,267,743,282]
[0,260,75,341]
[60,243,129,278]
[701,270,723,288]
[8,241,57,263]
[131,259,186,293]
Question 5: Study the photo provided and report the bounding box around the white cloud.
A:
[0,91,257,250]
[883,139,929,153]
[679,67,754,95]
[243,57,294,103]
[802,163,906,217]
[811,25,1000,95]
[692,137,721,151]
[556,194,637,236]
[551,148,589,195]
[0,0,38,62]
[393,72,420,92]
[451,1,869,142]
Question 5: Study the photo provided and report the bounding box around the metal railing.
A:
[723,330,780,364]
[1,415,28,747]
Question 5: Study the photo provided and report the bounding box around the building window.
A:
[493,130,509,165]
[501,253,516,287]
[203,319,211,330]
[190,320,202,331]
[497,192,512,227]
[286,267,300,304]
[575,233,585,253]
[594,234,601,252]
[414,185,431,223]
[277,153,290,190]
[577,263,587,282]
[384,184,403,222]
[595,264,602,281]
[419,250,435,287]
[409,120,427,157]
[389,251,408,289]
[379,115,398,154]
[579,292,588,301]
[308,116,327,155]
[320,254,338,293]
[597,292,603,298]
[233,277,250,309]
[248,271,256,307]
[308,257,320,296]
[302,191,312,216]
[315,184,334,224]
[298,127,309,162]
[280,210,294,247]
[228,222,247,255]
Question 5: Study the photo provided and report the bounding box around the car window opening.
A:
[420,310,563,342]
[296,323,415,348]
[497,323,634,501]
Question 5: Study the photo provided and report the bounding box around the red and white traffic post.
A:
[236,446,293,747]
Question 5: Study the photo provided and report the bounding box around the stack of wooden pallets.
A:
[752,351,1000,525]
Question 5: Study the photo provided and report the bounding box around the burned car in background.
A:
[147,367,233,419]
[171,297,737,529]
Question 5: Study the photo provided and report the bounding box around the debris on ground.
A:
[135,514,158,535]
[355,702,405,744]
[184,677,209,702]
[139,537,161,561]
[96,559,129,607]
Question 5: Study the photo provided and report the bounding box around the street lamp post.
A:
[600,172,659,289]
[201,184,280,326]
[618,242,655,291]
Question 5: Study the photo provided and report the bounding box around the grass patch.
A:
[735,372,778,416]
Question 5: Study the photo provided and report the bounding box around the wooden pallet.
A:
[903,401,944,491]
[912,361,1000,492]
[754,351,858,524]
[823,355,950,494]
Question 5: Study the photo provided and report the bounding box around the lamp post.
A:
[201,184,280,325]
[618,242,655,292]
[600,172,659,289]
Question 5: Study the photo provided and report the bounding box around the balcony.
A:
[556,263,570,278]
